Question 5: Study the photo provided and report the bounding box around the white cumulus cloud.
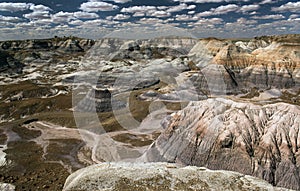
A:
[138,17,164,24]
[175,14,198,21]
[252,14,285,20]
[105,0,132,3]
[0,2,32,12]
[132,12,145,17]
[288,14,300,21]
[259,0,274,4]
[196,4,238,17]
[74,11,99,19]
[239,4,260,12]
[80,1,119,12]
[212,4,239,14]
[29,4,52,12]
[0,15,21,22]
[23,11,51,20]
[195,17,223,25]
[51,11,74,23]
[167,3,196,13]
[272,2,300,12]
[113,14,130,20]
[197,11,214,17]
[236,17,257,24]
[151,10,171,18]
[121,6,156,13]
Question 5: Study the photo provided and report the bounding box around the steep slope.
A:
[0,34,299,191]
[140,98,300,189]
[186,34,300,95]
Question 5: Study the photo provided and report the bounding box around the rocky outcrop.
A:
[253,34,300,44]
[63,162,289,191]
[85,37,197,61]
[140,98,300,190]
[75,88,126,112]
[0,37,94,74]
[186,34,300,94]
[1,34,300,191]
[0,50,23,74]
[74,73,160,113]
[188,38,229,67]
[0,37,94,52]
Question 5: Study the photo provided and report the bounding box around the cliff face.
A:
[63,162,289,191]
[140,98,300,189]
[187,34,300,94]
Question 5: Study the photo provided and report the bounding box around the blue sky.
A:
[0,0,299,40]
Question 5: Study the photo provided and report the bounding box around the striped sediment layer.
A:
[187,34,300,94]
[140,98,300,190]
[75,88,126,113]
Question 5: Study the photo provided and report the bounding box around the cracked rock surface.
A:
[63,162,289,191]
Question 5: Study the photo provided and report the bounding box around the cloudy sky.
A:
[0,0,299,40]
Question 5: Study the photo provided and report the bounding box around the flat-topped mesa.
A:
[85,37,197,61]
[0,37,94,52]
[140,98,300,190]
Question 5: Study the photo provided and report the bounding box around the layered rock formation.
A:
[1,34,299,190]
[0,37,94,52]
[75,88,114,112]
[187,34,300,95]
[84,36,197,61]
[0,37,94,74]
[75,88,128,112]
[140,98,300,189]
[63,162,288,191]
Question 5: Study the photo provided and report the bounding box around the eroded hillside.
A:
[0,34,299,190]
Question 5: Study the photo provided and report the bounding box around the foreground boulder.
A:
[140,98,300,190]
[63,162,288,191]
